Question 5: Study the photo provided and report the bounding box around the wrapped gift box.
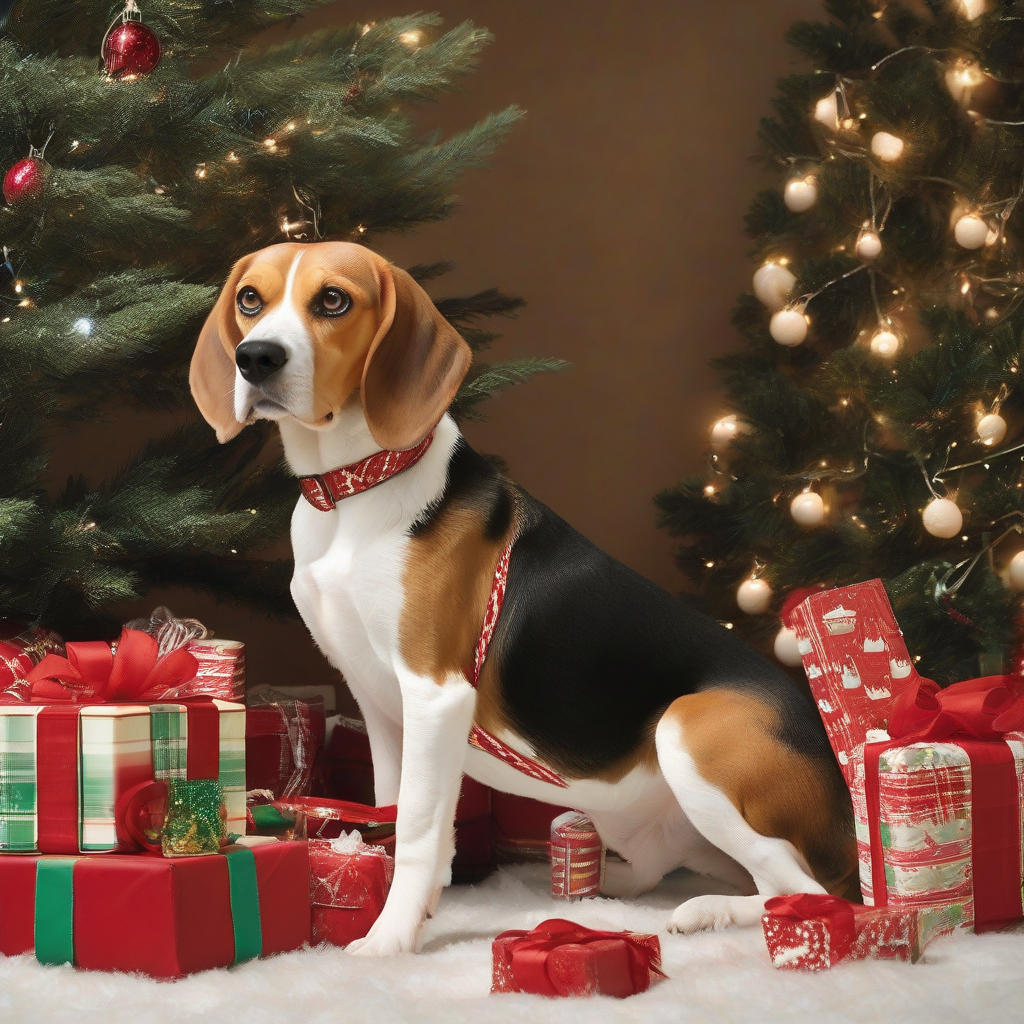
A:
[0,841,310,977]
[178,638,246,702]
[0,623,64,701]
[492,919,664,998]
[309,834,393,947]
[762,893,956,970]
[0,699,245,853]
[492,791,569,862]
[274,796,397,853]
[550,811,604,898]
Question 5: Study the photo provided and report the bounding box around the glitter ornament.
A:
[855,230,882,262]
[790,491,825,527]
[814,91,839,129]
[710,414,741,448]
[161,778,226,856]
[977,412,1007,447]
[770,307,809,347]
[922,497,963,539]
[737,577,773,615]
[774,626,803,667]
[870,328,900,358]
[784,175,818,213]
[103,1,161,79]
[954,213,989,249]
[871,132,905,161]
[753,262,796,310]
[1008,550,1024,591]
[2,156,46,205]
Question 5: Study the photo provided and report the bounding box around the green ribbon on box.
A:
[31,846,263,968]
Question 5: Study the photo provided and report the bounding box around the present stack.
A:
[788,579,1024,940]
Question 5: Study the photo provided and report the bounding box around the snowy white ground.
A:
[2,862,1023,1024]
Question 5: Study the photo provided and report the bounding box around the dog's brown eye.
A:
[318,287,351,318]
[237,287,263,316]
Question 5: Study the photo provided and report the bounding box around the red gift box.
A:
[492,791,570,862]
[491,919,664,998]
[309,836,393,947]
[245,693,326,799]
[0,841,310,978]
[0,623,63,700]
[550,811,604,898]
[762,893,954,970]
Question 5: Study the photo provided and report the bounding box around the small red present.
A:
[762,893,954,970]
[245,689,326,799]
[550,811,604,898]
[491,919,664,998]
[309,834,394,947]
[0,841,309,978]
[0,622,64,700]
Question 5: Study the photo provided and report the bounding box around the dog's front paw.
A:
[346,912,423,956]
[667,894,768,934]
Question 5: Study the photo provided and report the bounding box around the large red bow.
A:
[494,918,665,997]
[22,628,199,704]
[764,894,859,960]
[888,674,1024,742]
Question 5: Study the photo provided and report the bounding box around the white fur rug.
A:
[2,862,1022,1024]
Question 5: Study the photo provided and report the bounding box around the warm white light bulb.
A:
[1008,550,1024,591]
[774,626,804,667]
[790,491,826,527]
[737,577,773,615]
[870,327,900,358]
[752,262,796,310]
[959,0,985,20]
[955,213,989,249]
[871,131,905,161]
[855,230,882,262]
[814,91,839,129]
[72,317,93,336]
[784,175,818,213]
[770,307,809,347]
[710,414,740,448]
[922,497,963,538]
[977,412,1007,447]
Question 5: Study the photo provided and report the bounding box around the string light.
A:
[855,227,882,262]
[72,318,93,336]
[770,305,809,346]
[263,138,278,152]
[13,281,23,294]
[784,173,818,213]
[226,152,239,163]
[399,29,423,46]
[958,0,985,20]
[814,90,840,130]
[870,326,901,358]
[946,60,985,103]
[195,164,207,179]
[871,131,905,161]
[710,414,742,448]
[737,575,773,614]
[954,212,989,249]
[752,261,796,310]
[790,489,826,527]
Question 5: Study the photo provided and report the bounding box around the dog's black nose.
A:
[236,340,288,384]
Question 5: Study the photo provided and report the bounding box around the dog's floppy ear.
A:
[190,255,253,443]
[361,260,472,451]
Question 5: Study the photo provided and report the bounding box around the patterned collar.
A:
[297,432,434,512]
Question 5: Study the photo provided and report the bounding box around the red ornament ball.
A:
[103,20,161,78]
[3,157,47,205]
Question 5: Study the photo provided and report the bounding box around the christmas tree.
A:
[0,2,558,637]
[657,0,1024,684]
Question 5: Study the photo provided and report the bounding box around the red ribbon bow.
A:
[22,628,199,704]
[764,894,859,961]
[863,674,1024,931]
[495,918,665,997]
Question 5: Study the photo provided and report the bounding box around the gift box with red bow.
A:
[309,834,394,947]
[0,840,309,978]
[0,628,245,853]
[0,623,65,702]
[491,919,665,998]
[762,893,957,970]
[791,581,1024,933]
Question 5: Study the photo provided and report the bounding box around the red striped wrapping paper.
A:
[550,811,604,899]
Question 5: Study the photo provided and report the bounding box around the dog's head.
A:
[189,241,472,451]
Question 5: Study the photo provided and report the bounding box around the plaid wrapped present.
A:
[0,629,245,853]
[550,811,604,898]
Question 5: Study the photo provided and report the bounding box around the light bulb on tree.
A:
[1007,550,1024,591]
[753,261,796,310]
[710,414,743,448]
[813,90,839,129]
[855,228,882,262]
[737,576,773,614]
[959,0,985,20]
[790,490,825,528]
[871,132,905,162]
[770,306,809,347]
[945,60,985,103]
[773,625,804,667]
[869,326,901,358]
[977,412,1007,446]
[922,496,963,538]
[784,174,818,213]
[954,213,989,249]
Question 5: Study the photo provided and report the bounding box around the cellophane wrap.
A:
[850,735,1024,927]
[0,624,64,702]
[789,580,917,784]
[763,898,958,970]
[308,833,394,947]
[550,811,604,898]
[246,687,325,799]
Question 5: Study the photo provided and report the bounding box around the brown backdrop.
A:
[52,0,825,708]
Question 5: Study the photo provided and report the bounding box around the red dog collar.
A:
[297,432,434,511]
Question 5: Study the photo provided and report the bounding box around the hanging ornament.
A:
[2,138,50,206]
[1007,550,1024,591]
[102,0,162,79]
[773,626,804,667]
[855,228,882,262]
[813,91,839,130]
[790,490,825,528]
[922,496,963,538]
[958,0,985,20]
[752,261,796,310]
[784,174,818,213]
[870,132,905,162]
[954,213,989,249]
[869,326,901,358]
[770,306,809,347]
[976,411,1007,447]
[737,576,773,615]
[710,414,742,449]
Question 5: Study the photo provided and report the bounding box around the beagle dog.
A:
[190,241,856,956]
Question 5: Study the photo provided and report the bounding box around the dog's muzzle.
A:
[236,339,288,384]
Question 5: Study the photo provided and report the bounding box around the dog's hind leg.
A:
[654,688,853,933]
